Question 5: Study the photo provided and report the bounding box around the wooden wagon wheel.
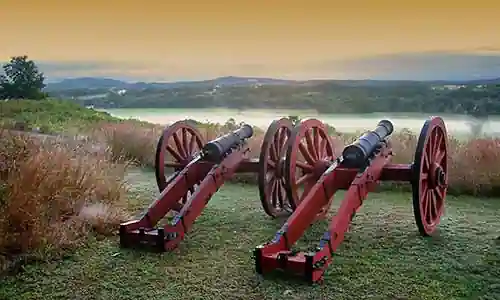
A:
[412,116,448,236]
[258,118,294,218]
[155,120,205,209]
[284,118,336,219]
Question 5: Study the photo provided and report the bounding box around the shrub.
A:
[0,130,129,273]
[93,121,162,167]
[0,99,119,134]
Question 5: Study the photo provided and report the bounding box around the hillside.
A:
[45,76,500,92]
[45,77,500,116]
[0,99,119,133]
[44,76,298,92]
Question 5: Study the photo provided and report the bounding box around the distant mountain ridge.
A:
[45,76,500,92]
[44,76,298,91]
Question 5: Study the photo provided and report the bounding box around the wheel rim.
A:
[412,116,448,236]
[284,118,335,218]
[258,118,293,218]
[155,120,205,193]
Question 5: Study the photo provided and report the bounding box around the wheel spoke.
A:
[319,138,327,158]
[269,140,278,162]
[304,130,318,160]
[435,186,445,202]
[270,179,278,208]
[422,187,429,219]
[278,128,288,154]
[267,159,276,169]
[298,142,316,165]
[166,145,183,162]
[435,148,446,165]
[428,191,437,223]
[432,130,443,158]
[428,130,435,157]
[172,132,187,158]
[188,133,197,154]
[296,173,314,186]
[425,191,432,223]
[422,149,430,170]
[313,128,320,158]
[273,129,283,157]
[265,170,274,183]
[277,180,285,209]
[182,128,190,156]
[296,160,314,172]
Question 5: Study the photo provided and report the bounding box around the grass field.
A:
[1,169,499,300]
[2,100,500,300]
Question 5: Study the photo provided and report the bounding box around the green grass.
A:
[0,99,119,133]
[1,169,500,300]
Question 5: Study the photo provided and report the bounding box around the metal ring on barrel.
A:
[284,118,336,219]
[258,118,294,218]
[155,120,205,194]
[412,116,448,236]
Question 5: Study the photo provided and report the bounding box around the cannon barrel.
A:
[201,124,254,162]
[342,120,394,168]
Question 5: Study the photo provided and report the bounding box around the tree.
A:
[0,55,47,100]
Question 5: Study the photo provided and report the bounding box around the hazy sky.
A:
[1,0,500,80]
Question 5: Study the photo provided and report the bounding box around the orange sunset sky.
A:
[1,0,499,80]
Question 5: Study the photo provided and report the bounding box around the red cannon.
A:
[253,117,448,283]
[119,118,298,251]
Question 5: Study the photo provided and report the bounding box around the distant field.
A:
[1,169,499,300]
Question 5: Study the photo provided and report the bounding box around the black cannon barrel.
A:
[341,119,394,168]
[201,124,254,162]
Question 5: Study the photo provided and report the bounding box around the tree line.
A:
[69,82,500,118]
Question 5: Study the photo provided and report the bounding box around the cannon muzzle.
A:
[342,120,394,168]
[202,124,254,162]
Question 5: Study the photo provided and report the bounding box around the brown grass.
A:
[93,121,162,167]
[0,130,130,273]
[95,120,500,197]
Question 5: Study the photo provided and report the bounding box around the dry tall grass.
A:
[0,130,130,273]
[97,120,500,197]
[93,121,162,167]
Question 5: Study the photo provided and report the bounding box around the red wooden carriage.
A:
[119,116,448,283]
